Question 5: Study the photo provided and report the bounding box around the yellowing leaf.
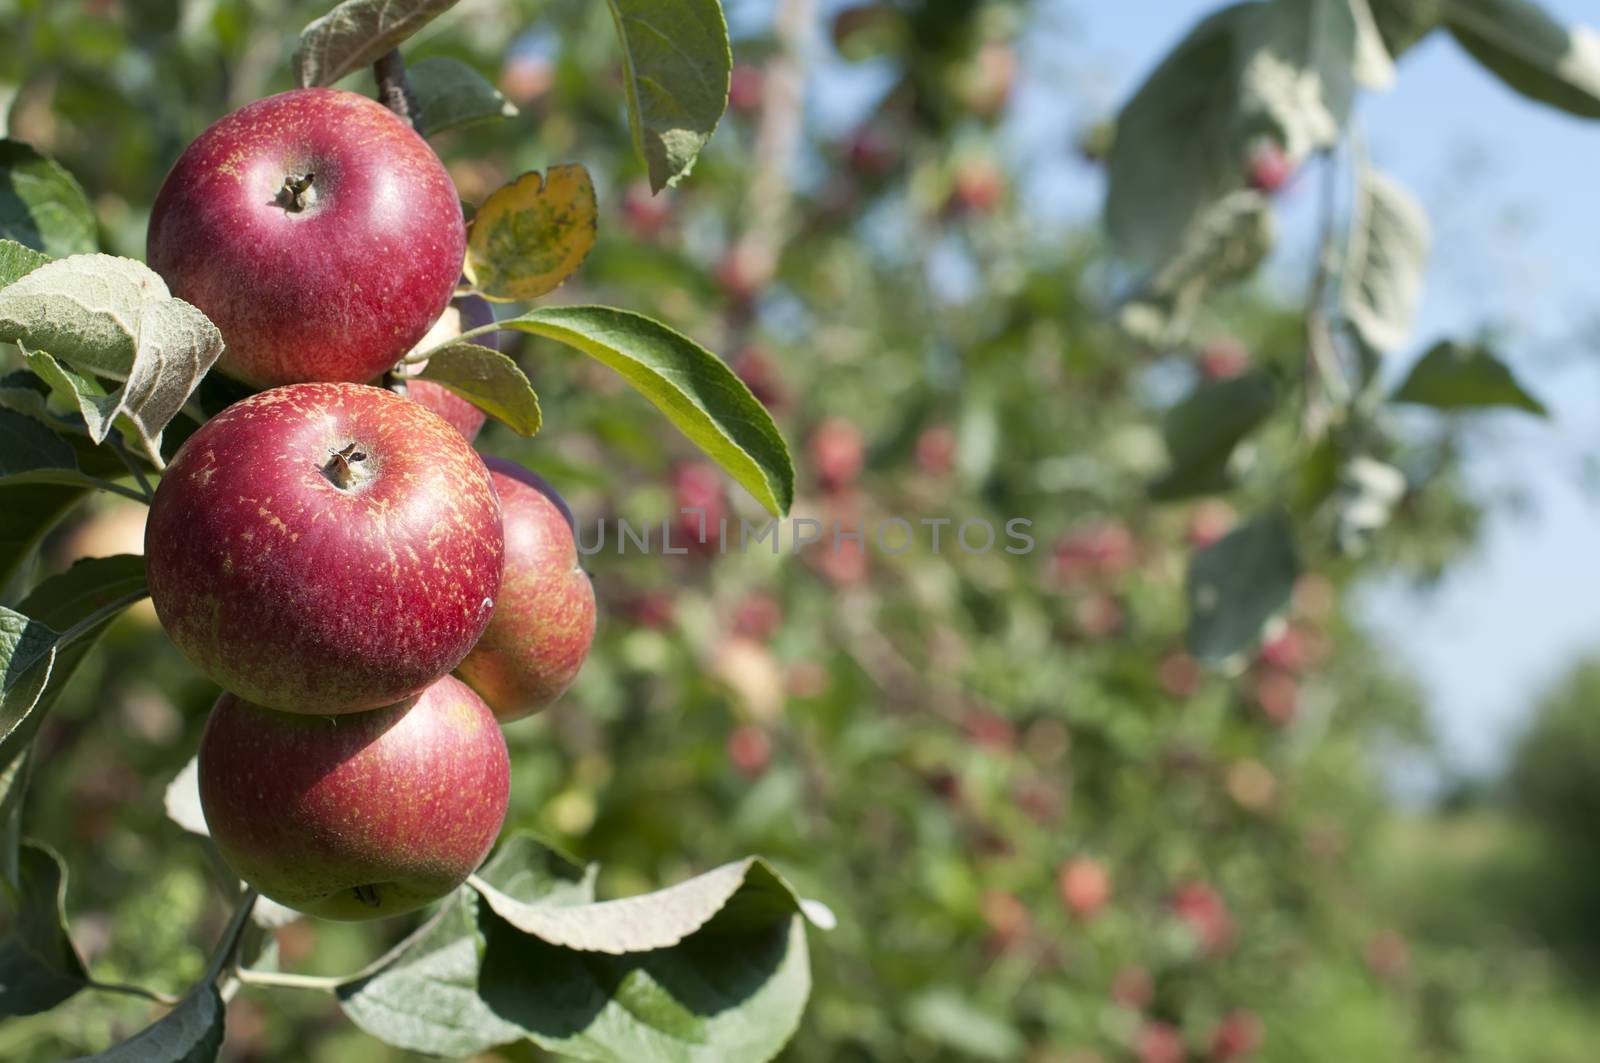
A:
[465,166,596,303]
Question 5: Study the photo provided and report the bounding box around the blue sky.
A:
[1038,0,1600,776]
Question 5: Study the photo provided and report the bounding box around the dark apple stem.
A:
[374,49,421,130]
[322,443,368,490]
[274,172,315,213]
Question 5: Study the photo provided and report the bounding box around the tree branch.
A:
[373,49,421,130]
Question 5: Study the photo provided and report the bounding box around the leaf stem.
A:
[234,967,344,993]
[54,588,150,649]
[84,977,181,1007]
[85,477,153,505]
[404,322,504,365]
[108,436,156,502]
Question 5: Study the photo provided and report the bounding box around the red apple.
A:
[1157,652,1202,698]
[1136,1021,1186,1063]
[198,674,508,920]
[948,158,1004,214]
[1053,521,1136,583]
[726,724,772,778]
[621,179,673,239]
[1112,966,1154,1010]
[1247,141,1293,193]
[456,458,595,721]
[147,88,466,388]
[1199,339,1250,381]
[809,417,866,491]
[732,345,788,411]
[396,294,500,442]
[916,425,957,476]
[145,382,503,714]
[1057,857,1112,919]
[729,64,764,115]
[1210,1010,1263,1061]
[1171,881,1233,955]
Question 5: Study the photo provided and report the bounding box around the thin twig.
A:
[204,888,259,984]
[1303,147,1349,435]
[234,968,344,993]
[85,477,153,505]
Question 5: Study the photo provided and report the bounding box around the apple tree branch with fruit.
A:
[0,1,824,1059]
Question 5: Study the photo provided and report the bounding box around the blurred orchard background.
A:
[6,0,1600,1059]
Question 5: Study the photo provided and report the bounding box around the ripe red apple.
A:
[726,724,772,778]
[621,179,673,239]
[456,458,595,721]
[1210,1010,1263,1060]
[732,345,788,411]
[1246,141,1293,193]
[948,158,1005,214]
[916,425,957,476]
[1136,1020,1186,1063]
[1053,521,1136,583]
[1057,857,1112,919]
[809,418,866,491]
[145,382,503,714]
[396,294,500,442]
[1171,881,1233,955]
[199,675,508,920]
[1198,339,1250,381]
[728,64,764,115]
[1251,669,1299,726]
[147,88,467,388]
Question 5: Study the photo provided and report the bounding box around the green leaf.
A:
[471,856,821,953]
[1444,0,1600,117]
[607,0,732,191]
[414,344,541,436]
[904,990,1025,1062]
[408,56,517,137]
[1,556,147,767]
[73,983,225,1062]
[0,407,128,493]
[332,835,591,1056]
[1342,167,1430,354]
[1118,190,1275,347]
[0,237,49,287]
[0,141,96,258]
[466,166,597,302]
[293,0,460,89]
[478,903,811,1061]
[477,831,596,907]
[0,255,224,466]
[0,484,87,591]
[337,890,522,1057]
[496,306,793,516]
[1107,0,1358,267]
[0,841,87,1017]
[1392,340,1548,415]
[1150,372,1278,500]
[1186,510,1300,663]
[1371,0,1444,57]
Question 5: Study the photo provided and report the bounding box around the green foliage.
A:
[0,141,96,258]
[407,56,517,137]
[415,344,543,436]
[1392,340,1548,415]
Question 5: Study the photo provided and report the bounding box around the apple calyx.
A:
[322,441,372,490]
[274,172,317,213]
[352,883,382,908]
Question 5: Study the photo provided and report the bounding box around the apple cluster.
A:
[141,88,597,920]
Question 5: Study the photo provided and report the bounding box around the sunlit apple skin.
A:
[198,675,509,921]
[396,294,499,442]
[144,382,503,714]
[456,458,595,720]
[147,88,466,388]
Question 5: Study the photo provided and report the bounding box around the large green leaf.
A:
[606,0,731,191]
[496,306,793,516]
[0,255,223,466]
[73,983,225,1062]
[0,407,135,493]
[0,141,95,258]
[1392,340,1548,415]
[408,56,517,137]
[294,0,460,88]
[471,852,819,1061]
[1150,372,1278,499]
[1186,510,1301,662]
[1107,0,1359,267]
[1342,167,1430,354]
[1444,0,1600,117]
[0,237,50,287]
[1,556,147,766]
[481,912,809,1063]
[0,841,87,1017]
[0,483,87,591]
[415,344,541,436]
[1118,190,1275,347]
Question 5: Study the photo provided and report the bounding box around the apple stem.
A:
[274,172,315,213]
[322,443,369,490]
[374,49,421,130]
